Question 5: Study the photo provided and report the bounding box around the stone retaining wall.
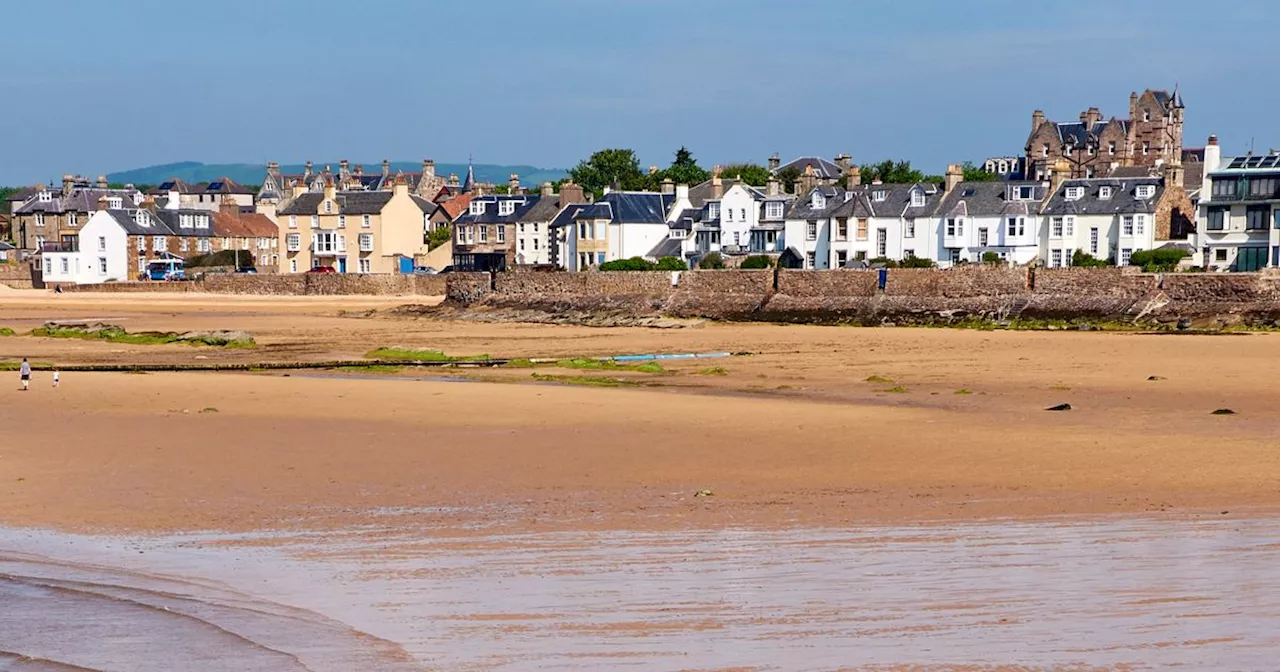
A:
[59,273,447,296]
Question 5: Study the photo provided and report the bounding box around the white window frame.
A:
[810,194,825,210]
[358,258,371,273]
[290,258,298,273]
[905,218,916,238]
[1136,185,1155,199]
[1135,215,1146,236]
[496,225,505,243]
[479,226,488,243]
[362,214,371,228]
[469,201,485,216]
[1065,187,1083,201]
[99,257,107,275]
[1064,216,1075,236]
[806,221,817,241]
[1122,215,1134,236]
[910,191,924,207]
[498,200,516,216]
[766,202,783,219]
[338,215,346,228]
[1051,249,1062,268]
[358,233,374,252]
[310,215,319,229]
[289,215,297,229]
[154,236,167,252]
[1051,217,1064,237]
[286,233,300,252]
[1099,186,1112,199]
[67,212,77,227]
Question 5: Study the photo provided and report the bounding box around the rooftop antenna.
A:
[1248,137,1255,156]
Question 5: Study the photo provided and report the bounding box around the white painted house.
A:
[1196,136,1280,271]
[549,190,682,271]
[41,210,131,284]
[783,180,948,269]
[934,181,1049,267]
[1039,177,1164,267]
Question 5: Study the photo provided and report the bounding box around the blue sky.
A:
[2,0,1277,185]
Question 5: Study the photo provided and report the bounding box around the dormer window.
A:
[498,200,516,216]
[910,190,925,207]
[107,197,122,209]
[765,201,783,219]
[134,211,148,227]
[1014,185,1035,200]
[1065,186,1084,201]
[811,193,825,210]
[873,190,887,202]
[708,203,720,220]
[38,190,52,202]
[1099,186,1113,199]
[1136,185,1155,199]
[469,201,485,216]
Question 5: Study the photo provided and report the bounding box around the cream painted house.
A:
[277,177,435,274]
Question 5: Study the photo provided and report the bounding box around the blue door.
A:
[338,257,347,273]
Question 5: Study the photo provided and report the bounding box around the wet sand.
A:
[3,291,1280,669]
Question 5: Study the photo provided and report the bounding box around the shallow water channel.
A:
[2,515,1277,670]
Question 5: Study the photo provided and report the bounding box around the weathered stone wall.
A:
[884,267,1029,298]
[487,271,675,312]
[766,270,877,317]
[667,270,774,318]
[444,272,493,304]
[0,262,35,289]
[1025,267,1161,318]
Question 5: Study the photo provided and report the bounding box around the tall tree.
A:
[569,148,646,197]
[859,160,927,184]
[716,163,772,187]
[961,161,1001,182]
[662,146,710,186]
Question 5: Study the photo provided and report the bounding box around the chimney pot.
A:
[660,178,674,195]
[540,181,554,197]
[381,159,390,176]
[944,163,965,194]
[768,153,781,171]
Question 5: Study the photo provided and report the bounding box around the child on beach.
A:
[19,358,30,391]
[52,369,60,388]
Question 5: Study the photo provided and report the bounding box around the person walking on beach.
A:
[19,358,31,391]
[52,368,60,388]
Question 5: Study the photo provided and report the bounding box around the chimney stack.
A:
[1202,134,1221,197]
[267,161,280,177]
[660,178,674,195]
[1049,158,1071,197]
[62,174,75,197]
[768,153,780,171]
[711,165,723,200]
[540,181,554,198]
[323,175,336,202]
[141,194,158,214]
[219,196,239,215]
[291,179,307,199]
[304,161,313,178]
[1129,92,1139,121]
[96,175,108,189]
[423,159,435,178]
[675,184,689,202]
[845,164,861,189]
[339,159,350,174]
[393,172,408,197]
[559,180,585,205]
[447,173,460,187]
[835,154,851,171]
[96,195,110,211]
[1032,109,1045,135]
[381,159,390,177]
[943,163,965,194]
[508,173,520,194]
[766,174,780,196]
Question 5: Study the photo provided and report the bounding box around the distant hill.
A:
[106,161,567,188]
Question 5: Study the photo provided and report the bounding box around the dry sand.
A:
[1,290,1279,536]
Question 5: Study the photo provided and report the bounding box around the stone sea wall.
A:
[445,267,1280,327]
[59,273,447,296]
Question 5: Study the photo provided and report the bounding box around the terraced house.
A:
[41,198,207,284]
[11,175,142,253]
[934,178,1049,267]
[1197,136,1280,271]
[277,176,436,274]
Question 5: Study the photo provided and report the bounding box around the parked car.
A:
[412,266,438,275]
[306,265,337,274]
[235,267,258,274]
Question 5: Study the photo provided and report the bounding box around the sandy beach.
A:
[2,290,1280,669]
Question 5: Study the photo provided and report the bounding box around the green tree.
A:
[981,251,1003,265]
[716,163,772,187]
[427,225,452,251]
[860,160,927,184]
[740,255,774,269]
[654,256,688,271]
[569,148,646,198]
[1129,248,1189,272]
[663,147,710,186]
[900,255,936,268]
[1071,250,1111,267]
[698,252,725,269]
[775,166,801,192]
[962,161,1001,182]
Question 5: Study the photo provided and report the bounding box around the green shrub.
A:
[654,256,688,271]
[1071,250,1112,268]
[599,257,656,271]
[899,256,936,268]
[868,257,898,268]
[740,255,774,269]
[698,252,725,270]
[1129,248,1190,272]
[981,251,1003,265]
[0,327,13,337]
[185,250,255,268]
[367,347,489,362]
[427,225,452,251]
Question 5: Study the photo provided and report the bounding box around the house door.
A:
[1236,246,1266,272]
[338,257,347,273]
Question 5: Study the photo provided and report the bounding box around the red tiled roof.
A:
[210,211,278,238]
[438,193,473,220]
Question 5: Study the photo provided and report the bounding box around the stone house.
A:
[149,177,255,212]
[1025,88,1185,181]
[10,176,142,252]
[41,200,194,284]
[277,176,436,274]
[209,201,279,268]
[451,194,541,269]
[1196,136,1280,271]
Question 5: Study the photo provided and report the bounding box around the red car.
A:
[306,266,337,274]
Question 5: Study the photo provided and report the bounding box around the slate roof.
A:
[936,181,1048,218]
[669,207,701,231]
[647,237,683,258]
[776,156,843,180]
[6,187,37,203]
[151,179,200,195]
[687,178,742,208]
[786,186,847,219]
[278,190,430,216]
[15,188,140,214]
[153,209,214,237]
[453,195,541,224]
[549,202,612,228]
[211,211,278,239]
[516,194,564,223]
[1109,166,1156,178]
[203,177,255,195]
[103,209,176,235]
[1041,178,1164,216]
